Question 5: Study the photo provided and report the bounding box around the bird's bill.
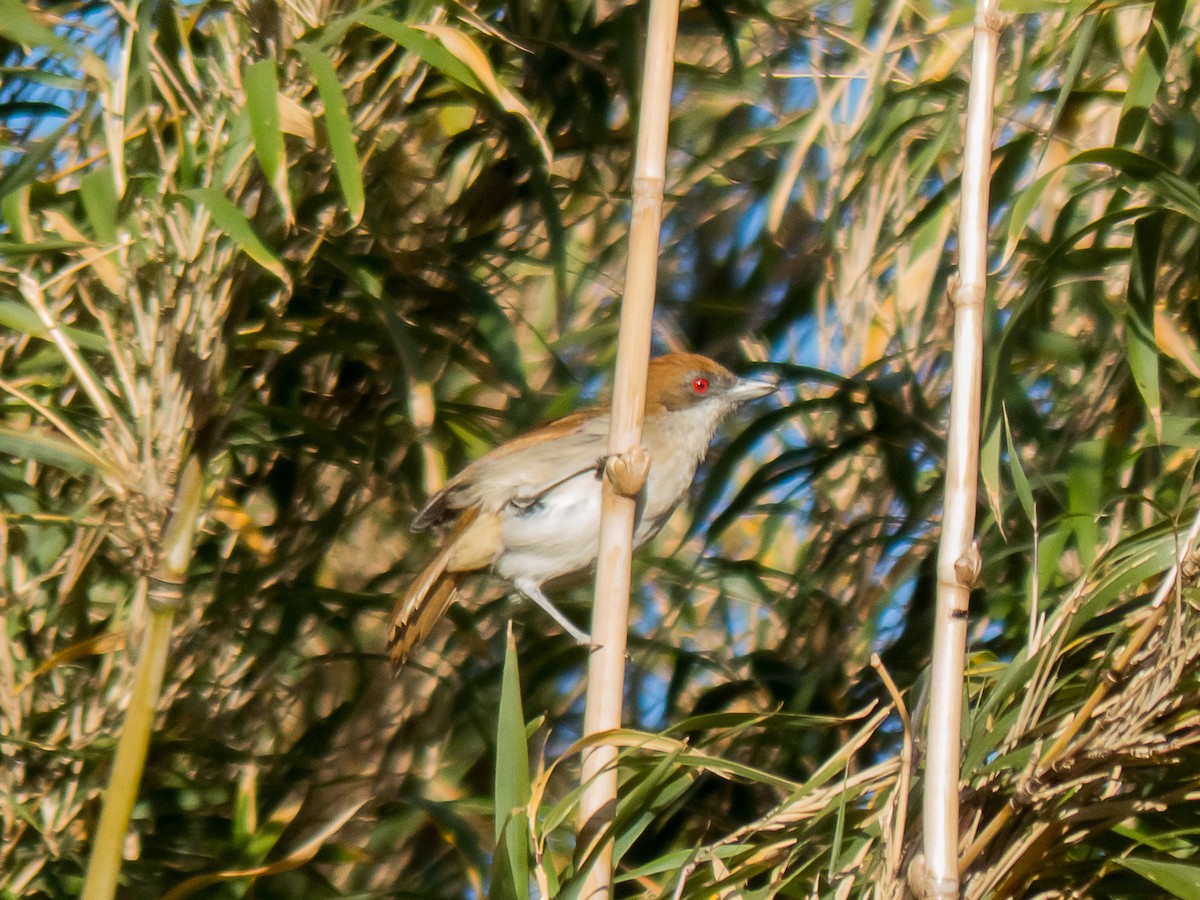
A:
[727,374,779,402]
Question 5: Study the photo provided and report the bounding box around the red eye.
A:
[692,377,709,395]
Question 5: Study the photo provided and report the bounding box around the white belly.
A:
[495,472,604,585]
[493,465,681,587]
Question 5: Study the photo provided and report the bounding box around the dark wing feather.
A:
[412,486,452,531]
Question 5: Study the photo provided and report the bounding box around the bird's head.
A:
[645,353,777,415]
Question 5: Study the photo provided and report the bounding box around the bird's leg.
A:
[513,577,592,646]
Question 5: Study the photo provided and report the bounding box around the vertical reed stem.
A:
[922,2,1000,895]
[574,1,680,896]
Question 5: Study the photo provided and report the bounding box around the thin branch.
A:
[873,653,913,891]
[0,378,116,477]
[18,273,137,457]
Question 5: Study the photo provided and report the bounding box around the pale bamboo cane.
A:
[574,1,680,896]
[921,1,1001,896]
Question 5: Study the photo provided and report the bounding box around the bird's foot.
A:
[604,445,651,498]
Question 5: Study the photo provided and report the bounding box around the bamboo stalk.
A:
[82,458,204,900]
[574,1,680,896]
[921,2,1000,896]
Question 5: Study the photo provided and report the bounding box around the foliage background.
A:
[3,0,1200,897]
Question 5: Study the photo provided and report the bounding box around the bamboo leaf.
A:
[1002,405,1036,528]
[1066,441,1103,570]
[1000,11,1098,269]
[980,413,1004,533]
[0,119,71,198]
[1071,148,1200,223]
[80,167,120,244]
[0,0,65,52]
[1001,167,1054,266]
[0,425,104,475]
[354,14,551,165]
[294,43,364,226]
[0,300,108,352]
[1116,857,1200,900]
[420,24,550,162]
[1126,213,1163,441]
[355,14,483,91]
[175,188,288,283]
[243,59,293,223]
[493,629,530,900]
[1115,0,1186,147]
[1,181,32,239]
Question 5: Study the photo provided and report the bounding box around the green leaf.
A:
[1071,148,1200,224]
[1115,0,1186,147]
[243,58,292,221]
[0,119,72,199]
[0,239,89,256]
[0,426,104,475]
[999,4,1099,264]
[354,14,482,92]
[1116,857,1200,899]
[350,13,551,166]
[231,766,257,847]
[1066,441,1103,569]
[1003,405,1036,528]
[295,43,364,226]
[176,188,288,283]
[980,412,1004,534]
[1001,167,1054,267]
[1126,213,1163,441]
[80,167,119,244]
[0,0,66,52]
[0,65,81,91]
[0,300,108,352]
[1,182,31,239]
[610,761,694,864]
[493,630,530,900]
[1075,521,1179,624]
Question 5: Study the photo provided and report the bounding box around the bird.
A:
[387,352,777,667]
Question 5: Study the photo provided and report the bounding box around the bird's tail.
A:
[387,507,479,669]
[387,569,464,669]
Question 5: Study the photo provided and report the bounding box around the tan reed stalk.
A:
[574,0,680,896]
[921,1,1001,895]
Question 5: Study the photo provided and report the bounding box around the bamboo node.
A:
[147,574,185,612]
[1182,548,1200,581]
[604,446,651,498]
[954,543,983,588]
[631,174,665,199]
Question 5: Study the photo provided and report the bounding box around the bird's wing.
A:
[413,408,609,529]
